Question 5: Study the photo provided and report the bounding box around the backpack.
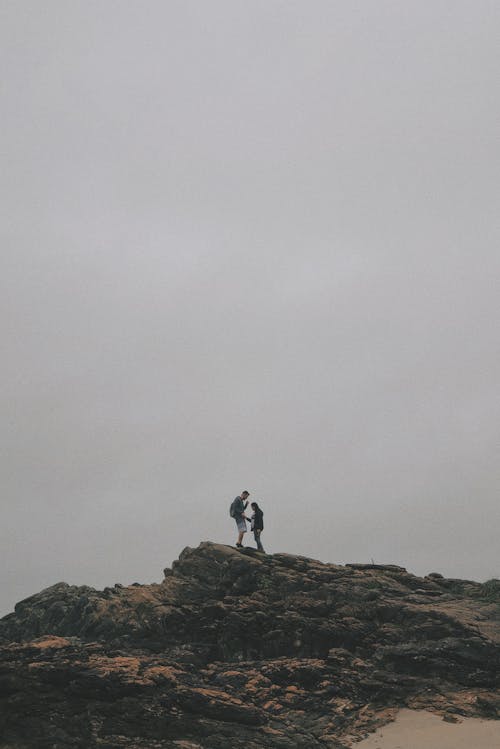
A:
[229,498,238,518]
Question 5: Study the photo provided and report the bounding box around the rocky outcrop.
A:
[0,542,498,748]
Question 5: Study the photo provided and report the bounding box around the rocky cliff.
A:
[0,542,499,748]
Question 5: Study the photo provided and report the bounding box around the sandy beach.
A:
[354,709,500,748]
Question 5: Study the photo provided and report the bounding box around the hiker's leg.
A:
[237,530,244,546]
[255,530,264,552]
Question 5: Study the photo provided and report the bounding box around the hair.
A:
[242,490,250,497]
[250,502,260,510]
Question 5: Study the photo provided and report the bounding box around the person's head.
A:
[251,502,259,511]
[241,490,250,499]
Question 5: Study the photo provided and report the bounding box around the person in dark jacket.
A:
[249,501,265,552]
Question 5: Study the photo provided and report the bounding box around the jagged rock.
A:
[346,563,407,572]
[0,541,498,748]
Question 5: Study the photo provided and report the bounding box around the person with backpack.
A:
[229,490,250,548]
[249,501,265,552]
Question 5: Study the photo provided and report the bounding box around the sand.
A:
[354,709,500,748]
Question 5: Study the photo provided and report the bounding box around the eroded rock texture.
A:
[0,542,498,748]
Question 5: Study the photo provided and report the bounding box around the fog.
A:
[1,1,499,616]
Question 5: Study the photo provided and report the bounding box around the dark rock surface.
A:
[0,542,498,748]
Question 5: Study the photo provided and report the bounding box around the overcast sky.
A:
[1,1,499,616]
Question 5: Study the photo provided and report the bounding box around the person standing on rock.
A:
[249,501,265,552]
[230,490,249,548]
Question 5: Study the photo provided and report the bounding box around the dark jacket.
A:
[233,496,248,519]
[251,507,264,531]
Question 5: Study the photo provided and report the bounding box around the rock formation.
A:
[0,542,498,748]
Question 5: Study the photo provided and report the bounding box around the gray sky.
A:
[1,1,499,616]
